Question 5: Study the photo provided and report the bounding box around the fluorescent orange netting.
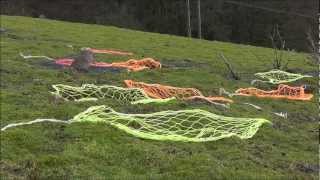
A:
[124,80,233,104]
[88,48,133,56]
[111,58,161,72]
[235,84,313,101]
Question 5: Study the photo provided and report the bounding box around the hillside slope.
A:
[0,16,318,179]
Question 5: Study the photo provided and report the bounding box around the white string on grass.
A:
[219,88,237,97]
[273,112,288,119]
[243,102,288,119]
[1,119,71,131]
[19,52,54,61]
[242,103,262,110]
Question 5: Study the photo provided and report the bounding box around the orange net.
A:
[124,80,233,104]
[88,48,133,56]
[111,58,161,72]
[235,84,313,101]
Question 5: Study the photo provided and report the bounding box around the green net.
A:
[71,105,270,142]
[252,69,312,84]
[131,97,176,105]
[51,84,175,104]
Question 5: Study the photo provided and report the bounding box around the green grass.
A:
[0,15,318,179]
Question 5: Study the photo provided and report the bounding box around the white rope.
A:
[243,103,262,110]
[243,103,288,119]
[66,44,74,49]
[273,112,288,119]
[219,88,236,97]
[1,119,71,131]
[251,79,268,85]
[201,99,230,109]
[19,52,54,61]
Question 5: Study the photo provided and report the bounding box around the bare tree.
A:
[306,28,319,64]
[306,14,320,64]
[270,25,288,70]
[186,0,192,37]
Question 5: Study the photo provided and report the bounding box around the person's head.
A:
[80,47,91,51]
[80,48,94,58]
[302,84,312,93]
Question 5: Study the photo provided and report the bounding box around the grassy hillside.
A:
[0,15,318,179]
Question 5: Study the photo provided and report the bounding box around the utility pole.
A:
[197,0,202,39]
[186,0,192,37]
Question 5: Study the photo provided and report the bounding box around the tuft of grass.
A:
[0,15,318,179]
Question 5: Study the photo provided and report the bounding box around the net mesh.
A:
[71,105,270,142]
[55,58,161,72]
[51,84,175,104]
[252,69,312,84]
[235,84,313,101]
[124,80,233,104]
[110,58,161,72]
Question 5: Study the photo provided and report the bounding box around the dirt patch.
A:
[3,31,72,44]
[0,28,7,34]
[42,38,73,44]
[5,33,37,41]
[0,161,25,179]
[0,68,19,75]
[287,68,317,76]
[37,60,123,73]
[161,146,193,156]
[288,112,318,122]
[293,163,319,174]
[161,58,209,69]
[271,121,289,132]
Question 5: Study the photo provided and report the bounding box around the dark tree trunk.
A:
[186,0,192,37]
[197,0,202,39]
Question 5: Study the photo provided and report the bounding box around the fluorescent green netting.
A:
[252,69,312,84]
[131,97,176,104]
[71,105,270,142]
[51,84,175,104]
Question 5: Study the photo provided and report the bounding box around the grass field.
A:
[0,15,318,179]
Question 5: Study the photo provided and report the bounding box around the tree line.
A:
[1,0,318,52]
